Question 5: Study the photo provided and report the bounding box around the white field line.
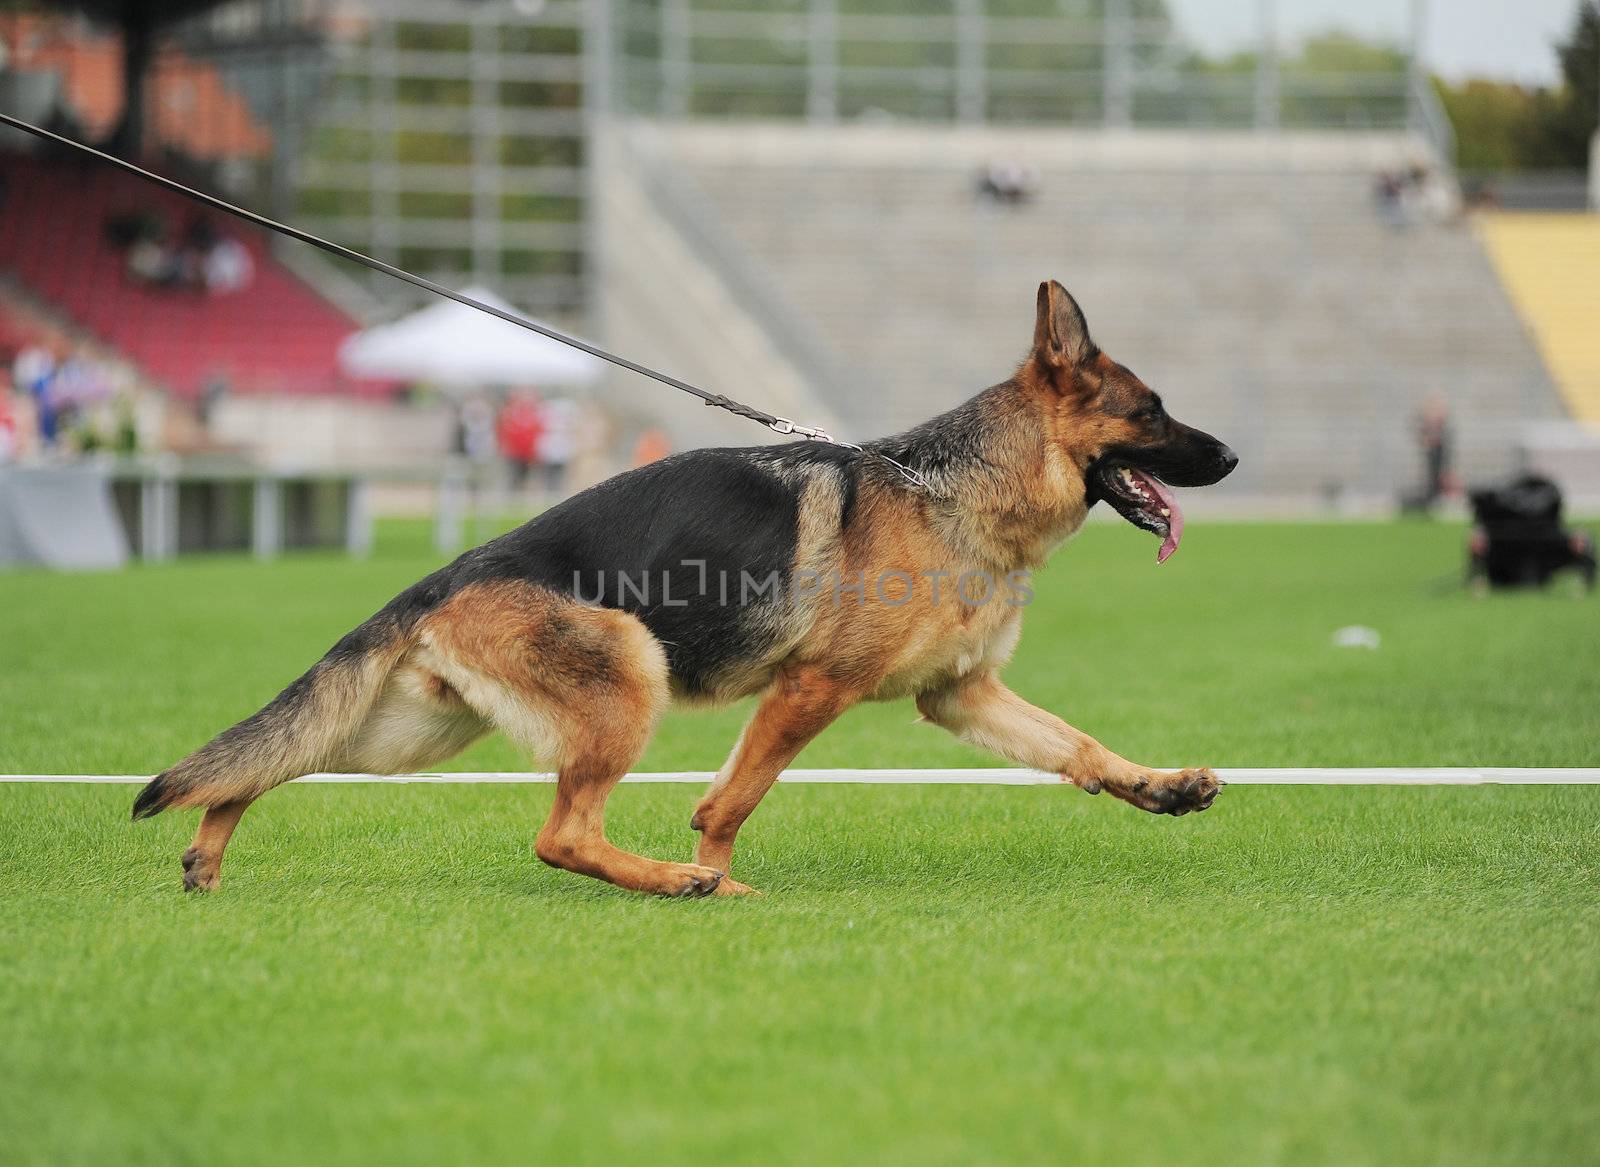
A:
[3,768,1598,785]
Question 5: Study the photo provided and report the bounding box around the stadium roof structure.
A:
[0,11,272,159]
[27,0,246,154]
[35,1,228,26]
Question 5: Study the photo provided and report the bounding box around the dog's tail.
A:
[131,617,411,820]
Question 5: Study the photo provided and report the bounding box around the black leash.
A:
[0,110,928,489]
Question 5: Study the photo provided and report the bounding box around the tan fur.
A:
[335,664,489,775]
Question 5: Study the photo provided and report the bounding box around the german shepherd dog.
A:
[134,281,1238,897]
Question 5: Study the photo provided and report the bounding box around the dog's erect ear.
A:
[1032,280,1096,372]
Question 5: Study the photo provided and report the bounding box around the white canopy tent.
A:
[338,287,603,388]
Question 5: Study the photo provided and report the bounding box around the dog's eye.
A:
[1131,406,1161,423]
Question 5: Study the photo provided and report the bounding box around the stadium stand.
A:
[615,123,1568,505]
[0,150,374,401]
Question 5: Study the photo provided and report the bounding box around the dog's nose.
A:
[1216,445,1239,477]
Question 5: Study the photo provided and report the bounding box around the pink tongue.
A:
[1129,469,1184,563]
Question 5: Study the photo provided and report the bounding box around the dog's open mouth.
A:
[1096,463,1185,563]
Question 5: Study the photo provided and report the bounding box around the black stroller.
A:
[1467,475,1595,592]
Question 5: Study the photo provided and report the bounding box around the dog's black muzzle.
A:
[1090,422,1238,495]
[1128,423,1238,487]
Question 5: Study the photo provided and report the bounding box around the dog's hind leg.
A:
[691,664,856,894]
[176,666,488,893]
[181,799,254,892]
[421,581,724,897]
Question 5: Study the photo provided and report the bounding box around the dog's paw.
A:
[710,877,761,897]
[1114,767,1223,816]
[180,847,220,892]
[660,863,726,898]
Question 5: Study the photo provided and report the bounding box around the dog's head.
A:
[1027,279,1237,562]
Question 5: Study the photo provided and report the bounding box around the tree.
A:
[1433,2,1598,172]
[1432,79,1547,171]
[1535,0,1599,167]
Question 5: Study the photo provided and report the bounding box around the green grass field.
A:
[3,518,1598,1165]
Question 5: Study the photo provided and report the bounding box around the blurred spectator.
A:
[570,400,613,491]
[109,208,182,285]
[110,209,253,293]
[1374,170,1408,228]
[203,237,254,294]
[0,389,17,464]
[976,159,1039,206]
[497,392,545,491]
[196,372,229,429]
[1374,166,1460,229]
[1412,166,1460,224]
[113,393,139,455]
[456,394,496,466]
[127,232,180,286]
[13,343,59,446]
[8,341,120,454]
[536,396,578,498]
[1468,475,1596,592]
[182,215,220,258]
[53,353,112,412]
[1403,391,1455,513]
[176,217,215,288]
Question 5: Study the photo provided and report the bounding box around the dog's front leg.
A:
[691,664,858,893]
[916,671,1221,816]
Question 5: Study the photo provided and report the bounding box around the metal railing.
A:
[172,0,592,315]
[1409,71,1457,165]
[615,1,1425,134]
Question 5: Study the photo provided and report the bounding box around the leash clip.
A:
[768,416,834,443]
[770,416,931,493]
